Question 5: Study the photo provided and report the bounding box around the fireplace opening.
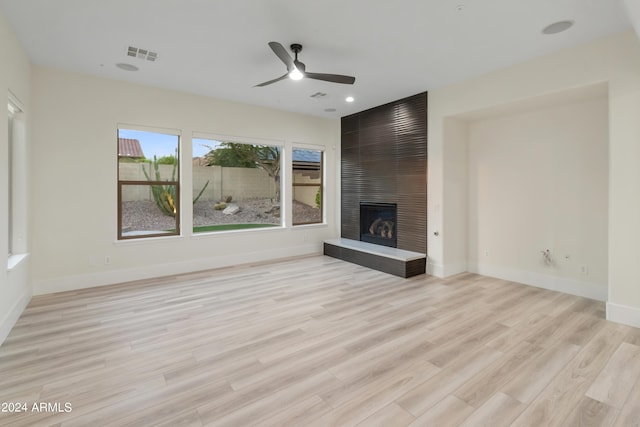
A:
[360,202,397,248]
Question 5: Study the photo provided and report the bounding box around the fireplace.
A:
[360,202,397,248]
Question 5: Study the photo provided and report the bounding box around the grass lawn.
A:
[192,223,279,233]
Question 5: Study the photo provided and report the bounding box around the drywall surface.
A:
[30,67,339,294]
[428,31,640,325]
[467,96,608,299]
[0,11,31,345]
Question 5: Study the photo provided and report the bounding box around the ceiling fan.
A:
[255,42,356,87]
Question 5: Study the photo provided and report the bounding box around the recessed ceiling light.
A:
[542,20,574,35]
[346,96,355,103]
[456,4,464,12]
[116,63,139,71]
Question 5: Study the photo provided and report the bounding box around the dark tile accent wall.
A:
[341,92,427,254]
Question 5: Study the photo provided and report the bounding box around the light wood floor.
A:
[1,256,640,427]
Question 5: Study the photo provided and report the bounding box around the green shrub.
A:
[156,155,177,165]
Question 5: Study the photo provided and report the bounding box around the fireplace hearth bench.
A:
[324,238,426,278]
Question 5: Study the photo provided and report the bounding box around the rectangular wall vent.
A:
[127,46,159,61]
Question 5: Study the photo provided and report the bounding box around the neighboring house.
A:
[292,148,321,179]
[192,156,208,167]
[118,138,144,161]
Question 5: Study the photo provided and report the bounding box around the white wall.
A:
[466,95,608,300]
[429,30,640,327]
[0,12,31,344]
[623,0,640,39]
[441,117,468,276]
[30,66,340,295]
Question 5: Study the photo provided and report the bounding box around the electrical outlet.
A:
[484,250,489,257]
[104,256,111,265]
[580,265,588,275]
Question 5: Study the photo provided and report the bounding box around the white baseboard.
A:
[427,260,468,278]
[468,262,607,301]
[442,261,467,278]
[607,302,640,328]
[34,243,322,295]
[0,289,31,346]
[427,259,443,277]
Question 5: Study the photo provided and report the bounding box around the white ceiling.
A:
[0,0,632,118]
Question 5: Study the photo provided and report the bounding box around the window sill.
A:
[7,253,29,271]
[191,224,285,238]
[292,222,327,229]
[114,234,183,246]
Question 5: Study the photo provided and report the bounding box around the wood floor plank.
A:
[586,341,640,408]
[396,346,504,416]
[454,341,544,408]
[257,395,333,427]
[0,255,637,426]
[500,340,581,404]
[321,358,440,411]
[562,396,619,427]
[407,395,475,427]
[354,402,415,427]
[613,375,640,427]
[202,372,339,427]
[485,312,552,353]
[307,366,434,427]
[458,392,525,427]
[510,321,628,427]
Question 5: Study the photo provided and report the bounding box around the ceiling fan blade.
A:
[254,73,289,87]
[268,41,294,70]
[293,59,306,73]
[305,72,356,85]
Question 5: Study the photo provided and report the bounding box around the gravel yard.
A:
[121,198,320,232]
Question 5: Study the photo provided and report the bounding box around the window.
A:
[117,128,180,239]
[292,148,323,225]
[191,137,282,233]
[7,103,15,255]
[7,95,26,258]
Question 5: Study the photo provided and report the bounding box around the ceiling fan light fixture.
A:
[289,67,304,80]
[256,42,355,87]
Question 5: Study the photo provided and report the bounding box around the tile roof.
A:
[118,138,144,158]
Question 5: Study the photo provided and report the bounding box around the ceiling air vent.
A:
[310,92,327,99]
[127,46,159,62]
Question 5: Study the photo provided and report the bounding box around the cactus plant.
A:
[142,155,209,217]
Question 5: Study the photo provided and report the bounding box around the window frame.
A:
[291,146,324,226]
[7,92,25,259]
[191,132,285,234]
[7,103,15,255]
[117,125,182,240]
